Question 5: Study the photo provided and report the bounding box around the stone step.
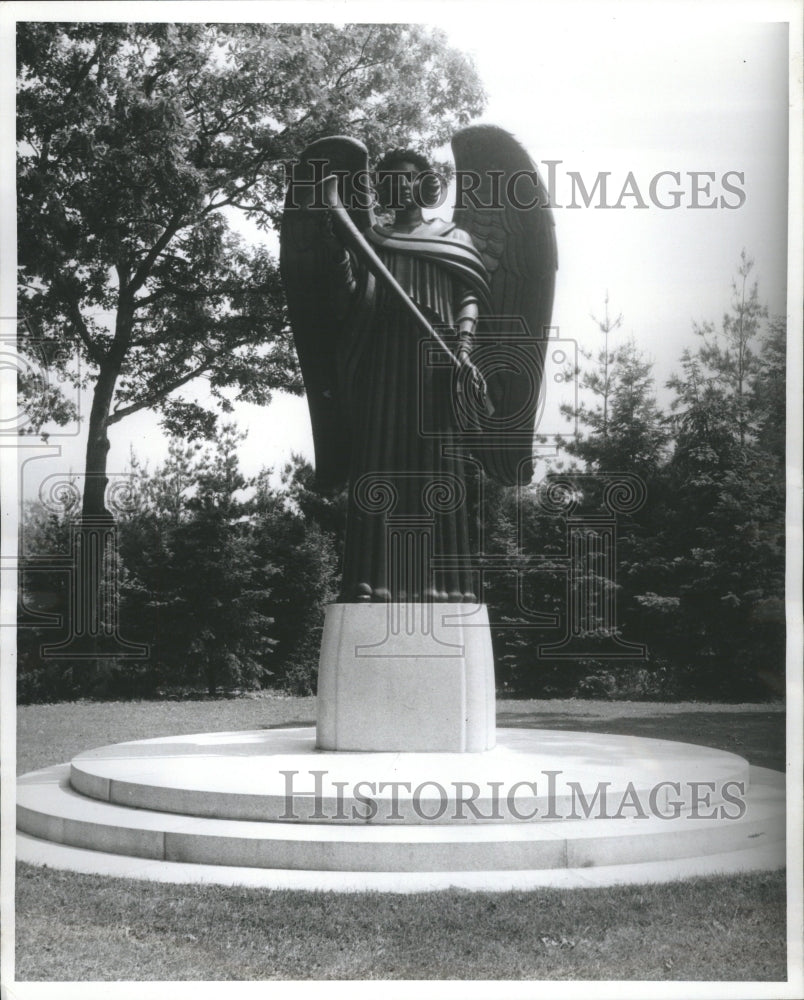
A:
[67,727,751,825]
[16,830,786,893]
[17,761,784,874]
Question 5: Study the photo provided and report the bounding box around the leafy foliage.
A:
[17,22,485,515]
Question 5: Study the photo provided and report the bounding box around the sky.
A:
[3,1,797,500]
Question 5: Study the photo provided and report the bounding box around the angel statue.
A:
[280,126,557,609]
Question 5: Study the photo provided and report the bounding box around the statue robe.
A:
[335,218,491,603]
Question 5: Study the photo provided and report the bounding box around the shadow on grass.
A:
[495,709,786,771]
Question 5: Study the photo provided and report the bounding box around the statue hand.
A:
[456,352,488,415]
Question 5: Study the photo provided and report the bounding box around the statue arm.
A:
[320,210,360,316]
[447,229,488,408]
[445,225,484,363]
[455,289,480,364]
[453,286,488,413]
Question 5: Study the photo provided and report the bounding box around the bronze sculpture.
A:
[280,126,557,606]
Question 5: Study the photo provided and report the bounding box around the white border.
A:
[1,2,802,998]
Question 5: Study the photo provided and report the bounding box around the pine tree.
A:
[250,458,340,694]
[119,428,277,695]
[663,254,784,697]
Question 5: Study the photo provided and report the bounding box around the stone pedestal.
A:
[315,602,496,752]
[17,728,785,890]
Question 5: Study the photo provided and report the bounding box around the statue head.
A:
[375,148,442,211]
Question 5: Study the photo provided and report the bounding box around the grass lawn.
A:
[15,866,786,981]
[13,696,787,982]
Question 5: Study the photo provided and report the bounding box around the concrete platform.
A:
[15,727,785,888]
[67,727,751,824]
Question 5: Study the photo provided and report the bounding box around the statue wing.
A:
[280,137,374,489]
[452,125,558,485]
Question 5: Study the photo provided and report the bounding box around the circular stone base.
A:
[16,728,784,889]
[67,727,750,825]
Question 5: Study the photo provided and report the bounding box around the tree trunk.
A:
[55,308,149,664]
[82,359,119,520]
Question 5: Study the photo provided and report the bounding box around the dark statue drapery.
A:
[280,128,558,605]
[336,220,490,602]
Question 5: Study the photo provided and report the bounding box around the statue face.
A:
[393,160,418,207]
[376,159,422,212]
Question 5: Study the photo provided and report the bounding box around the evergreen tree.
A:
[119,428,277,695]
[563,338,669,477]
[750,315,786,465]
[663,255,784,697]
[16,499,75,703]
[250,458,340,695]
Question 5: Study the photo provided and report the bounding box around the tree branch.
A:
[134,277,271,310]
[125,209,188,297]
[331,27,377,91]
[64,41,103,103]
[52,275,106,366]
[108,356,215,424]
[201,151,275,215]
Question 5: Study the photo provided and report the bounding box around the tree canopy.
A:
[17,22,486,513]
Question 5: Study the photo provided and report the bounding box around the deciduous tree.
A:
[17,22,485,518]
